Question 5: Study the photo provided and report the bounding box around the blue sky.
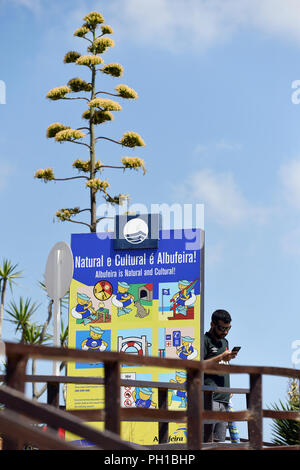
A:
[1,0,300,441]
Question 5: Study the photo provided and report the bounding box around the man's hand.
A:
[220,349,238,362]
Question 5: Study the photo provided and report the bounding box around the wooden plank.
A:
[47,382,60,433]
[62,407,186,423]
[203,388,213,443]
[121,407,186,422]
[47,382,60,408]
[263,409,300,421]
[145,443,187,450]
[4,341,203,371]
[187,368,202,450]
[202,410,251,422]
[4,341,300,380]
[0,408,81,450]
[158,389,168,444]
[262,445,300,450]
[4,353,28,450]
[104,361,121,435]
[64,409,105,421]
[247,374,263,450]
[5,353,27,392]
[202,360,300,379]
[202,442,250,450]
[20,375,250,395]
[0,385,145,450]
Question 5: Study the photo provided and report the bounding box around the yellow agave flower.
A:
[76,55,104,66]
[55,129,85,142]
[115,84,138,99]
[88,98,122,111]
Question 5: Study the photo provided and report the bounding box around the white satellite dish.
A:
[44,242,74,375]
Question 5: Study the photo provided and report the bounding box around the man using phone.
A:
[203,309,239,442]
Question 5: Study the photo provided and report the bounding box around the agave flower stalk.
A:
[35,10,146,232]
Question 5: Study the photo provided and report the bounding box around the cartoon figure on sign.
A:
[171,280,196,316]
[169,371,187,408]
[176,336,197,360]
[112,281,135,316]
[71,293,96,325]
[133,387,157,408]
[81,326,108,352]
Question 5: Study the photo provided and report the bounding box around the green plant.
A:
[270,378,300,446]
[0,259,23,339]
[35,10,146,232]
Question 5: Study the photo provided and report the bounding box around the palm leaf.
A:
[5,297,40,334]
[270,399,300,446]
[0,259,23,292]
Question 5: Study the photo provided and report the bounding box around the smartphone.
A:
[232,346,241,353]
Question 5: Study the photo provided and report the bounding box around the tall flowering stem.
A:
[35,11,146,232]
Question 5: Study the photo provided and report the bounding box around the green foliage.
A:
[22,323,51,345]
[270,379,300,446]
[0,259,23,339]
[0,260,23,292]
[5,297,40,342]
[60,319,69,348]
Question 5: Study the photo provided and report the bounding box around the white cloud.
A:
[179,168,270,226]
[9,0,300,52]
[279,158,300,209]
[113,0,245,52]
[112,0,300,52]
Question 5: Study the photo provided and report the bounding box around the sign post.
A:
[44,242,74,375]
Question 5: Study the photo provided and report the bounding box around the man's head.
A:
[210,309,232,339]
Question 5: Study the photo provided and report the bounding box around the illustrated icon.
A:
[93,280,113,301]
[123,218,148,244]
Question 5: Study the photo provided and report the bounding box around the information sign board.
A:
[66,228,204,445]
